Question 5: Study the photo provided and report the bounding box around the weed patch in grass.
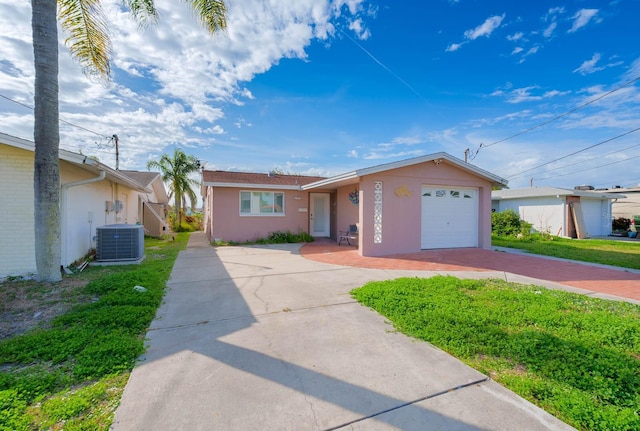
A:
[0,234,188,430]
[351,275,640,431]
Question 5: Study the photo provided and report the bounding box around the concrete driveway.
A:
[111,233,575,430]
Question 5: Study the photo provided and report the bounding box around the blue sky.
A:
[0,0,639,189]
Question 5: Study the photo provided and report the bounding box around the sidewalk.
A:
[111,232,575,430]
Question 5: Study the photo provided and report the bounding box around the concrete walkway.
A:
[112,232,578,430]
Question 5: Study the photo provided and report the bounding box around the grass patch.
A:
[493,235,640,270]
[351,275,640,431]
[0,234,188,430]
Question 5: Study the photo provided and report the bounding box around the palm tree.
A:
[31,0,226,281]
[147,149,201,228]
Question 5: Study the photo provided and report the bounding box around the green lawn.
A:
[0,234,188,431]
[492,235,640,270]
[351,276,640,431]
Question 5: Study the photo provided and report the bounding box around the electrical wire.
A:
[508,141,640,181]
[525,141,640,175]
[506,126,640,180]
[532,153,640,182]
[469,74,640,160]
[0,93,112,139]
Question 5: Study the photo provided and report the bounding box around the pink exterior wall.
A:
[336,185,360,234]
[357,162,493,257]
[208,186,311,242]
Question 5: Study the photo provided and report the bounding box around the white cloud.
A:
[507,32,524,42]
[348,17,371,40]
[543,21,557,38]
[573,53,604,75]
[464,14,506,40]
[493,85,569,104]
[390,136,423,145]
[526,46,540,56]
[447,13,504,52]
[0,0,370,169]
[363,149,424,160]
[542,89,570,98]
[623,57,640,81]
[511,47,524,55]
[568,9,599,33]
[547,7,565,15]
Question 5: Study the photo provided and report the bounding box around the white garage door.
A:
[421,186,478,249]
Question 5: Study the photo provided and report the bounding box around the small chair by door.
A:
[338,224,359,246]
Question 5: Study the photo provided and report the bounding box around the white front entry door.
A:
[310,193,330,237]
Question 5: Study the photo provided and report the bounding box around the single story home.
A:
[491,186,622,238]
[120,170,170,237]
[0,132,168,278]
[202,152,507,257]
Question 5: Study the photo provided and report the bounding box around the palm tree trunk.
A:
[32,0,62,282]
[175,185,182,227]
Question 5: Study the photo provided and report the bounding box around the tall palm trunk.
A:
[32,0,62,282]
[174,185,182,226]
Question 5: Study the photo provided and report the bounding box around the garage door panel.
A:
[421,187,478,249]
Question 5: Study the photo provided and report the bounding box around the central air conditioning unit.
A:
[95,224,144,262]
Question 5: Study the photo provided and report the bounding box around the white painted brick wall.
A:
[0,145,36,277]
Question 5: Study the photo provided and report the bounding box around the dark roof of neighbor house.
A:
[492,186,623,200]
[202,170,327,189]
[120,170,161,188]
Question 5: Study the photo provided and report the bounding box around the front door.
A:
[310,193,330,237]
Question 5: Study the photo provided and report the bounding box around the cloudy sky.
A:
[1,0,639,189]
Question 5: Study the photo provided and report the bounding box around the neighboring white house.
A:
[0,132,167,278]
[491,187,622,238]
[120,170,170,237]
[599,186,640,220]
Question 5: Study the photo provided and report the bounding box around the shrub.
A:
[267,230,297,243]
[259,230,315,244]
[612,217,630,231]
[492,210,532,237]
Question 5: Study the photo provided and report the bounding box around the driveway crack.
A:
[251,276,270,314]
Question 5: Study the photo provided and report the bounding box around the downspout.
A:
[60,168,106,268]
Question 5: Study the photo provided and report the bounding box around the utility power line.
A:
[532,153,640,182]
[509,141,640,181]
[469,74,640,160]
[506,126,640,180]
[0,93,111,139]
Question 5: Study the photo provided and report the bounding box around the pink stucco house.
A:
[201,152,508,257]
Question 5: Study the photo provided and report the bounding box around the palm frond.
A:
[123,0,158,28]
[58,0,112,78]
[185,0,227,35]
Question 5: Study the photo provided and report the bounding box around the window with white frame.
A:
[240,191,285,215]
